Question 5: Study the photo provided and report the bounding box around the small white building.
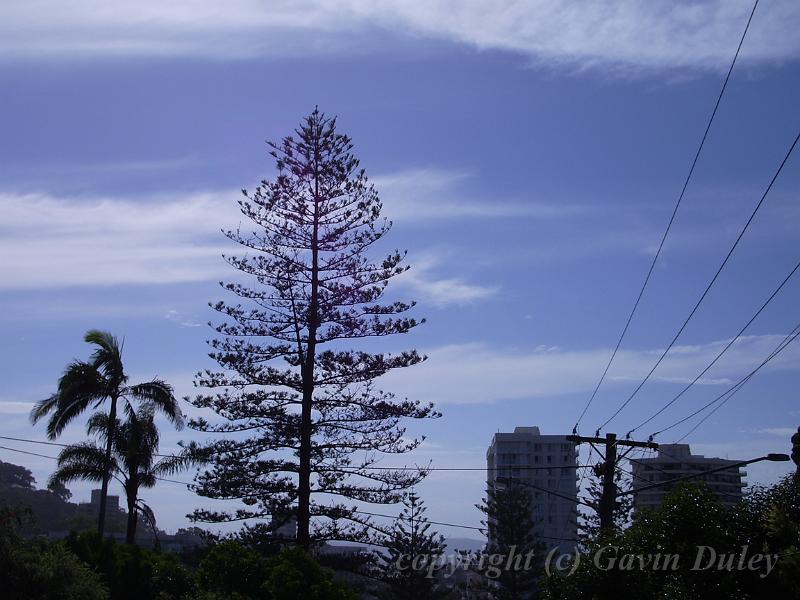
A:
[486,426,579,554]
[631,443,745,511]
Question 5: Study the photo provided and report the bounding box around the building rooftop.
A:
[636,444,742,464]
[514,426,541,435]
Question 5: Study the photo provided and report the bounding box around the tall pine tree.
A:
[188,109,439,548]
[476,482,542,600]
[373,492,449,599]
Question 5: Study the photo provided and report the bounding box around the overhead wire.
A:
[597,127,800,433]
[573,0,761,434]
[651,320,800,438]
[626,258,800,437]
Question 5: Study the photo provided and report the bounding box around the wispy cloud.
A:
[0,401,34,415]
[375,169,587,222]
[164,309,204,328]
[380,333,800,406]
[0,172,510,292]
[4,156,198,177]
[0,191,238,289]
[399,254,499,308]
[2,1,797,71]
[0,166,537,291]
[751,427,797,437]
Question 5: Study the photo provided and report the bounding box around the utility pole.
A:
[599,433,617,532]
[567,432,658,533]
[792,427,800,476]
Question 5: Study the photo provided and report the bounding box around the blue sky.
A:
[1,0,799,539]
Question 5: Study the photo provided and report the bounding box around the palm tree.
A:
[50,404,192,543]
[30,330,183,537]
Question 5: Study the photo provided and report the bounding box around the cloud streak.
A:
[0,169,511,293]
[0,401,35,415]
[0,191,237,289]
[398,253,499,307]
[379,333,800,406]
[375,169,588,222]
[1,1,798,71]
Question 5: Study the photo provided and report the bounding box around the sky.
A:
[1,0,800,540]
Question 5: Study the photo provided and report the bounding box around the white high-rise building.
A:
[631,444,746,511]
[486,426,579,553]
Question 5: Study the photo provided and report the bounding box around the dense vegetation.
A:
[0,460,129,536]
[0,506,357,600]
[543,477,800,600]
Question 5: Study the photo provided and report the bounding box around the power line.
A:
[652,320,800,438]
[627,448,744,502]
[0,434,179,458]
[0,444,57,461]
[152,470,595,519]
[154,476,194,486]
[0,440,594,504]
[160,471,591,538]
[328,465,594,472]
[618,455,768,498]
[0,435,67,449]
[573,0,760,434]
[0,444,581,543]
[597,127,800,433]
[0,436,594,472]
[627,257,800,436]
[676,381,756,443]
[0,443,193,487]
[351,509,579,543]
[669,324,800,440]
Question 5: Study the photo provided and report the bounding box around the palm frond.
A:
[41,361,109,439]
[84,329,126,385]
[152,452,196,478]
[29,394,58,425]
[124,406,160,451]
[128,380,184,430]
[136,500,158,536]
[86,411,123,448]
[139,472,157,488]
[47,392,106,439]
[49,442,116,487]
[57,360,106,395]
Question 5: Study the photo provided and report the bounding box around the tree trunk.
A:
[297,383,313,549]
[97,394,118,537]
[297,141,322,550]
[125,493,137,544]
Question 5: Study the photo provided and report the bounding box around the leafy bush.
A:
[0,508,108,600]
[64,531,196,600]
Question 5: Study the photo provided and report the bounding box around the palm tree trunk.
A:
[97,394,117,537]
[125,494,137,544]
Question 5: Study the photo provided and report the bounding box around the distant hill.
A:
[0,459,129,535]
